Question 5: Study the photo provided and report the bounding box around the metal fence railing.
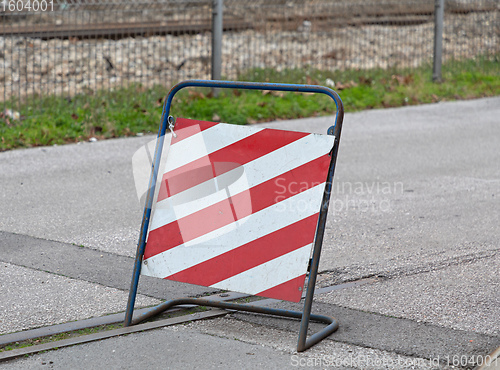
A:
[1,0,498,109]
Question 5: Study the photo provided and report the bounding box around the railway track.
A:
[0,2,496,40]
[0,18,251,39]
[262,1,497,29]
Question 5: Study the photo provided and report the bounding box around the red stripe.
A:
[170,118,218,144]
[256,275,307,302]
[145,222,184,260]
[144,155,330,260]
[157,128,309,201]
[164,215,318,290]
[157,160,240,202]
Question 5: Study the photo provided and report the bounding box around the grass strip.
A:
[1,55,498,152]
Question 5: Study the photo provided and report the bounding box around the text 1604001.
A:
[2,0,54,12]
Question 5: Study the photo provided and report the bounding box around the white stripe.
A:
[149,133,333,231]
[164,123,264,173]
[141,185,324,279]
[210,244,311,294]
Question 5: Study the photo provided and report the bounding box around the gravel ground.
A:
[1,11,497,101]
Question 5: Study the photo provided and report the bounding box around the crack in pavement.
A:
[318,248,499,287]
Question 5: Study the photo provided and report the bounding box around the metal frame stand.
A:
[124,80,344,352]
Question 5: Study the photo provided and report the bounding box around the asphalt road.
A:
[1,97,499,369]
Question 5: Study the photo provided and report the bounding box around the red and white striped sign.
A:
[141,118,334,302]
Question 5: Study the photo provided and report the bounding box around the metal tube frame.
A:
[124,80,344,352]
[211,0,223,83]
[433,0,444,82]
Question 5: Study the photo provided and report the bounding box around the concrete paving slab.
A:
[3,319,449,370]
[0,231,217,301]
[316,254,500,337]
[0,137,151,257]
[2,325,301,370]
[222,300,499,366]
[0,262,159,335]
[175,317,451,369]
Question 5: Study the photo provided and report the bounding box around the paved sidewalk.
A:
[1,97,499,369]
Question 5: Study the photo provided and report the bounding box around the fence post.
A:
[212,0,223,94]
[433,0,444,82]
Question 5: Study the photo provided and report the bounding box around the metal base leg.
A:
[129,297,339,352]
